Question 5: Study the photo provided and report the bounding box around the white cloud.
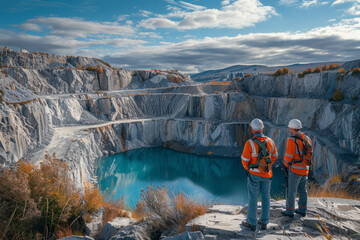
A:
[164,0,206,10]
[117,15,130,21]
[281,0,329,7]
[139,10,153,17]
[104,18,360,72]
[347,4,360,14]
[221,0,231,5]
[332,0,360,5]
[17,23,42,31]
[24,17,135,38]
[280,0,299,5]
[301,0,318,8]
[328,18,336,21]
[178,1,206,10]
[139,0,277,30]
[0,28,147,55]
[331,0,360,15]
[138,32,163,39]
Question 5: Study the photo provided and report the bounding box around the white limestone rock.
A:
[98,217,135,240]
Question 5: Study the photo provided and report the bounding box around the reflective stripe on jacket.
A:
[283,132,313,176]
[241,136,278,178]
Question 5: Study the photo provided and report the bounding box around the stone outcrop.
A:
[98,217,136,240]
[185,198,360,239]
[61,198,360,240]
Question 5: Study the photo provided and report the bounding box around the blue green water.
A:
[96,148,286,207]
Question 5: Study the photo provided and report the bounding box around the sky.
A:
[0,0,360,73]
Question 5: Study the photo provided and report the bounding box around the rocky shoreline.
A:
[67,197,360,240]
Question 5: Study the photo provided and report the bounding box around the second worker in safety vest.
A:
[241,118,278,231]
[282,119,313,218]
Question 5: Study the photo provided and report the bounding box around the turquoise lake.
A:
[96,148,286,207]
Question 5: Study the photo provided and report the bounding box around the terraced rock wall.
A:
[0,48,359,186]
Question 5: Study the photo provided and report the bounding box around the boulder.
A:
[59,236,94,240]
[85,206,104,237]
[110,222,150,240]
[98,217,135,240]
[163,231,205,240]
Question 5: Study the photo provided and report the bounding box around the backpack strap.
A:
[252,138,269,156]
[292,135,304,162]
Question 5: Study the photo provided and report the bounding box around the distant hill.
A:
[191,61,345,82]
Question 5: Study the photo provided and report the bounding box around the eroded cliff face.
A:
[0,48,359,186]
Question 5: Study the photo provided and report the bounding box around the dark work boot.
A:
[281,210,294,218]
[242,221,256,231]
[257,219,267,230]
[295,209,306,217]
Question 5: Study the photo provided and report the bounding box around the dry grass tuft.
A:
[132,185,210,235]
[332,90,344,101]
[337,68,345,74]
[308,177,359,200]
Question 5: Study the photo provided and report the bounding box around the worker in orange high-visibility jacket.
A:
[282,119,313,218]
[241,118,278,231]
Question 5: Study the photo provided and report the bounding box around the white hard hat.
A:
[288,119,302,129]
[250,118,264,131]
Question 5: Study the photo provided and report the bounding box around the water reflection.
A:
[96,148,285,207]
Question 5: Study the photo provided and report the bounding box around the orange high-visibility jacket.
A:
[241,136,278,178]
[284,132,313,176]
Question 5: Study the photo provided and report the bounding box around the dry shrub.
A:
[322,65,329,71]
[273,67,290,76]
[133,186,210,235]
[93,58,112,68]
[329,63,340,70]
[337,68,345,74]
[298,67,317,78]
[0,157,83,239]
[96,64,104,74]
[1,69,8,77]
[103,197,129,224]
[351,67,360,76]
[55,225,74,239]
[282,67,290,74]
[314,67,322,73]
[330,175,341,184]
[83,183,128,224]
[207,81,231,85]
[86,66,95,71]
[167,75,183,83]
[244,73,252,77]
[308,180,358,200]
[332,90,344,101]
[274,68,283,76]
[83,184,104,216]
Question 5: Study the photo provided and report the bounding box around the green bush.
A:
[332,90,344,101]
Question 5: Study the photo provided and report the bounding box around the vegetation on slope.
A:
[0,155,127,239]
